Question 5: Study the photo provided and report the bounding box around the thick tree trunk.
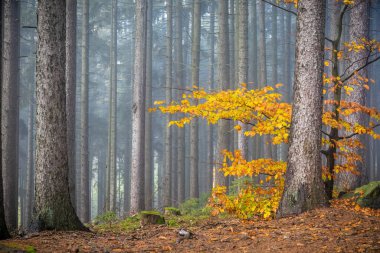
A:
[277,0,328,217]
[189,0,201,198]
[66,0,77,211]
[163,0,173,208]
[130,0,147,213]
[175,0,186,204]
[2,0,20,231]
[144,0,153,210]
[0,0,10,239]
[215,0,229,187]
[32,0,85,231]
[337,0,369,190]
[80,0,90,223]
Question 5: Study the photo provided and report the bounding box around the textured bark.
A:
[144,0,153,210]
[215,0,229,187]
[130,0,147,213]
[175,0,185,204]
[249,1,257,86]
[189,0,201,198]
[237,0,248,158]
[2,0,20,231]
[277,0,327,217]
[66,0,77,211]
[107,0,118,212]
[0,0,10,239]
[206,0,215,192]
[337,0,369,190]
[80,0,90,223]
[163,0,173,208]
[229,0,235,153]
[33,0,85,231]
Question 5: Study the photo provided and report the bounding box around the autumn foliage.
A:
[152,10,380,219]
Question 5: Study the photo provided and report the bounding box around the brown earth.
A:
[1,207,380,253]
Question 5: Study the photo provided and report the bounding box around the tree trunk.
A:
[144,0,153,210]
[237,0,248,159]
[66,0,77,211]
[175,0,186,204]
[277,0,327,217]
[271,4,278,160]
[80,0,90,223]
[215,0,229,187]
[2,0,20,231]
[25,82,35,228]
[107,0,118,213]
[206,0,215,192]
[32,0,85,231]
[189,0,201,198]
[257,0,271,159]
[163,0,173,208]
[130,0,147,213]
[97,151,106,215]
[0,0,10,238]
[337,0,369,190]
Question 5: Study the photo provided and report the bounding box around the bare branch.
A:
[261,0,297,16]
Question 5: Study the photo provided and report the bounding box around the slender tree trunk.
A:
[25,83,35,228]
[163,0,173,207]
[189,0,201,198]
[337,0,369,190]
[97,151,106,215]
[271,4,278,160]
[206,0,215,192]
[80,0,90,223]
[176,0,186,204]
[2,0,20,231]
[277,0,327,217]
[215,0,230,187]
[66,0,77,211]
[257,0,271,158]
[237,0,248,159]
[0,0,10,238]
[130,0,147,213]
[32,0,85,231]
[144,0,153,210]
[107,0,118,213]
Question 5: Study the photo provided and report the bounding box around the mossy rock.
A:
[140,211,165,226]
[164,207,181,216]
[0,242,36,253]
[342,181,380,209]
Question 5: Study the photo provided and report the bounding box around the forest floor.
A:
[1,202,380,253]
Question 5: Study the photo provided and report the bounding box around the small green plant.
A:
[94,211,117,228]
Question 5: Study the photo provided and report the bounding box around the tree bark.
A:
[277,0,328,217]
[66,0,77,211]
[2,0,20,231]
[337,0,369,190]
[163,0,173,207]
[189,0,201,198]
[80,0,90,223]
[0,0,10,238]
[144,0,153,210]
[215,0,229,187]
[175,0,186,204]
[237,0,248,159]
[130,0,147,213]
[32,0,85,231]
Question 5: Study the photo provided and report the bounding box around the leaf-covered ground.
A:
[1,206,380,253]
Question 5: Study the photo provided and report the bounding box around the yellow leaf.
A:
[324,61,330,66]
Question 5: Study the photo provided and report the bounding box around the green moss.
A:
[140,210,162,216]
[164,207,181,216]
[0,242,36,253]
